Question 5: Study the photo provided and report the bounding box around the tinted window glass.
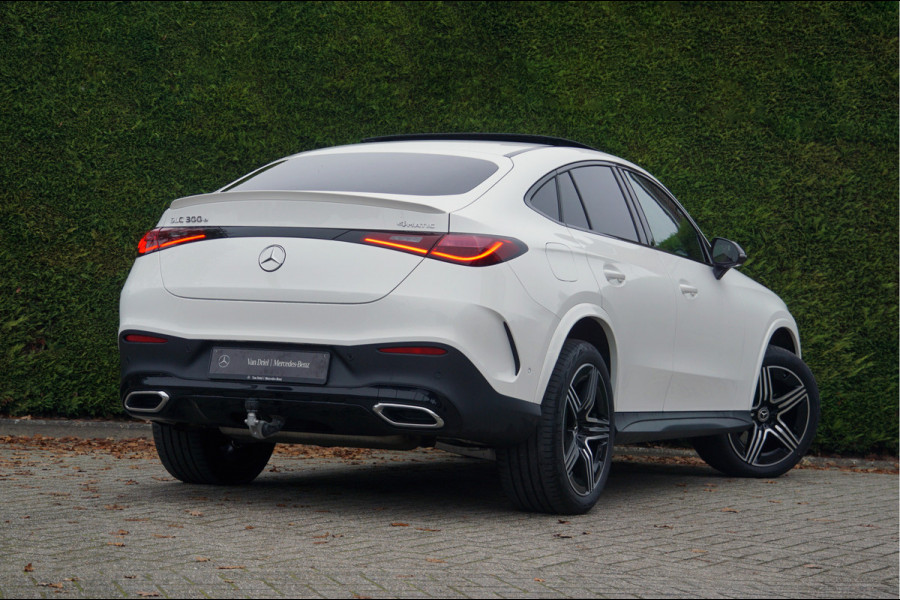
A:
[625,171,705,262]
[569,166,638,242]
[225,153,500,196]
[558,172,590,230]
[530,179,560,220]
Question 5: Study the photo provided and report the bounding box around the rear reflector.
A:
[378,346,448,356]
[124,334,168,343]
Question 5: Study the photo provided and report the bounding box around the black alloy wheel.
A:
[693,345,820,478]
[498,339,614,514]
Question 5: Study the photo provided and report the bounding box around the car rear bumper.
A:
[120,332,541,446]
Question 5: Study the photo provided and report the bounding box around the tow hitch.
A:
[243,400,285,440]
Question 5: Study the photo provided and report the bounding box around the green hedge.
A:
[0,1,896,454]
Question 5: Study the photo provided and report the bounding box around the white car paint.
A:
[120,138,799,419]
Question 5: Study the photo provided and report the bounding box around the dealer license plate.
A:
[209,347,330,384]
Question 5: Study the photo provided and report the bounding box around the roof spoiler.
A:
[361,133,598,151]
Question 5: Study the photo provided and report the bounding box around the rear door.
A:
[555,164,677,413]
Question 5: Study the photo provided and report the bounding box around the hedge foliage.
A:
[0,2,896,454]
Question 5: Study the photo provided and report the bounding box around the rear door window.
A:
[569,166,639,242]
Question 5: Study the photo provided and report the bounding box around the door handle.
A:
[603,266,626,285]
[680,283,699,298]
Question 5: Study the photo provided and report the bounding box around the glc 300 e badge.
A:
[258,245,286,272]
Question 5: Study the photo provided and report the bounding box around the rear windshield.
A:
[223,152,500,196]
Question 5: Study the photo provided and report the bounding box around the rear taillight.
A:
[138,228,210,255]
[428,234,525,266]
[358,232,526,266]
[360,232,442,256]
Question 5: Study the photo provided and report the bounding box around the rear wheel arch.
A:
[567,317,613,376]
[534,307,618,408]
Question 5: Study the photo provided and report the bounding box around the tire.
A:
[692,345,820,478]
[152,422,275,485]
[497,340,614,514]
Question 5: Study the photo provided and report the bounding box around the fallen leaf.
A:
[104,504,126,511]
[137,592,160,597]
[38,583,64,589]
[187,510,203,517]
[195,557,209,563]
[390,522,409,527]
[217,566,245,570]
[152,534,175,539]
[534,577,545,582]
[24,563,33,572]
[245,526,255,530]
[124,576,136,579]
[557,520,570,524]
[64,578,78,582]
[653,524,673,529]
[803,564,823,569]
[425,558,445,563]
[691,549,707,554]
[107,542,125,547]
[553,533,572,539]
[111,530,129,536]
[721,508,739,513]
[312,533,330,539]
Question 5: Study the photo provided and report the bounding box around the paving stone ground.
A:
[0,422,897,599]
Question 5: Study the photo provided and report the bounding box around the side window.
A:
[569,166,639,242]
[530,178,560,221]
[558,172,590,230]
[624,171,705,262]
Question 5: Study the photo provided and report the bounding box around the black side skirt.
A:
[615,411,753,444]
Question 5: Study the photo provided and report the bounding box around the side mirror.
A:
[711,238,747,280]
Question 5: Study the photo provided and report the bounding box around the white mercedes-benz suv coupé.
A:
[119,133,819,514]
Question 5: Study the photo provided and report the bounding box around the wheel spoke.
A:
[580,367,599,418]
[770,420,801,452]
[773,386,808,416]
[755,366,772,409]
[564,439,579,473]
[742,424,768,466]
[581,419,610,442]
[567,385,582,415]
[578,442,596,493]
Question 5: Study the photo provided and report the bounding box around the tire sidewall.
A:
[542,340,615,513]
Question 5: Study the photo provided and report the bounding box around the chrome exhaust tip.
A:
[124,391,170,413]
[373,403,444,429]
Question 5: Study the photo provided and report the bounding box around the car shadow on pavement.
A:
[115,452,726,515]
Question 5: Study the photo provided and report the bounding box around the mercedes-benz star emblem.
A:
[218,354,231,368]
[258,245,286,272]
